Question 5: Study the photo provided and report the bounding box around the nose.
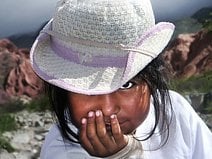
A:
[98,93,119,117]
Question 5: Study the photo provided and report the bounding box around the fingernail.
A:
[81,118,87,124]
[95,110,101,117]
[110,114,116,119]
[88,111,94,117]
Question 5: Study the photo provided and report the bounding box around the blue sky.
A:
[0,0,211,38]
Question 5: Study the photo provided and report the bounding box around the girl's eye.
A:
[120,81,135,90]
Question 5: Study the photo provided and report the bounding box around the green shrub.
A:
[170,71,212,93]
[200,10,212,32]
[0,95,51,114]
[0,99,25,114]
[203,105,212,114]
[0,114,17,133]
[203,19,212,32]
[201,94,212,114]
[0,136,15,152]
[192,7,212,32]
[25,95,51,112]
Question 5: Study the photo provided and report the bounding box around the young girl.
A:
[30,0,212,158]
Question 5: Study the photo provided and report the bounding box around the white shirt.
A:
[40,91,212,159]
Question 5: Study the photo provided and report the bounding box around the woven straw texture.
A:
[30,0,175,95]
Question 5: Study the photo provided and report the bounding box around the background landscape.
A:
[0,0,211,158]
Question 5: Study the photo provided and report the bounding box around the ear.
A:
[138,81,151,113]
[141,81,149,95]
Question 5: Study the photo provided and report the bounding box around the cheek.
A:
[133,104,150,125]
[122,91,150,132]
[68,99,92,128]
[125,100,149,122]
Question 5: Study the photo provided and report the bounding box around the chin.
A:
[121,125,136,135]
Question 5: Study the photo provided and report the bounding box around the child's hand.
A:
[79,110,128,157]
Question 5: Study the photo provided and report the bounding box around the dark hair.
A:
[45,55,173,146]
[135,55,173,149]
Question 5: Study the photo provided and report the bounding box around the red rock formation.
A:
[5,59,43,97]
[163,30,212,78]
[0,39,19,90]
[0,39,43,98]
[0,39,17,52]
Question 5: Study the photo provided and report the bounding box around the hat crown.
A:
[52,0,155,46]
[31,0,174,95]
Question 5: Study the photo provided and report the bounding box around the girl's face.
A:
[68,80,150,134]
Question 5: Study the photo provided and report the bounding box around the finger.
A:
[79,118,95,155]
[110,114,128,147]
[95,110,115,148]
[86,111,106,155]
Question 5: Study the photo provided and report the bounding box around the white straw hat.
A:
[30,0,175,95]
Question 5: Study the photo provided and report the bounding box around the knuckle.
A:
[112,130,121,138]
[97,129,107,138]
[87,132,96,140]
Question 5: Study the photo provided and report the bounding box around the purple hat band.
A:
[50,37,128,68]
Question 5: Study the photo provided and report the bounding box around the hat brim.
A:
[30,22,174,95]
